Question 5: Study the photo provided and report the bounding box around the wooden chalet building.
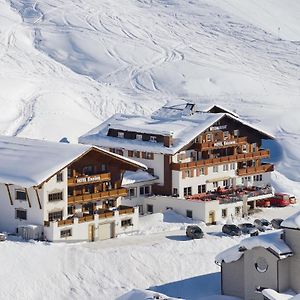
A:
[0,136,145,242]
[79,103,275,223]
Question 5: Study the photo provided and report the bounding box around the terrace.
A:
[186,186,273,205]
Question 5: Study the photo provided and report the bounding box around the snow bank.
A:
[117,289,179,300]
[281,211,300,230]
[262,289,296,300]
[122,170,157,186]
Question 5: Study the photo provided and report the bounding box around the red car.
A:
[269,193,290,207]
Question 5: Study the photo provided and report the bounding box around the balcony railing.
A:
[68,188,128,204]
[68,172,111,186]
[172,150,270,171]
[118,205,135,215]
[237,164,274,176]
[196,137,247,151]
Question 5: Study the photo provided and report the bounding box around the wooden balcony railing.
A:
[68,188,128,204]
[196,137,247,151]
[237,164,274,176]
[57,219,73,227]
[172,150,270,171]
[78,214,95,223]
[68,172,111,186]
[118,206,135,215]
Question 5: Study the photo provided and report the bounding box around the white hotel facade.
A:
[0,136,145,242]
[79,103,275,223]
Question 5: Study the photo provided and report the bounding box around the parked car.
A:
[0,233,7,241]
[186,225,204,239]
[222,224,242,236]
[239,223,259,236]
[269,193,290,207]
[271,218,284,229]
[254,219,272,232]
[256,199,271,208]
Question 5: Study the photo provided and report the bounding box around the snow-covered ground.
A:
[0,0,300,299]
[1,207,299,300]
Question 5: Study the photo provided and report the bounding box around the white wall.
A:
[44,207,139,242]
[0,184,44,233]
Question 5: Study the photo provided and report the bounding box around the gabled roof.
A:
[0,135,146,188]
[79,106,274,155]
[216,230,292,264]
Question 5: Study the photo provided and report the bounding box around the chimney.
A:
[164,135,173,147]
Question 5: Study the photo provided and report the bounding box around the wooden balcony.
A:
[68,188,128,204]
[57,219,73,227]
[196,137,247,151]
[68,172,111,186]
[237,164,274,176]
[118,205,135,215]
[172,150,270,171]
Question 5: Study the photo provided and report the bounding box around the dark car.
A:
[271,218,284,229]
[239,223,259,236]
[254,219,272,232]
[222,224,242,236]
[186,225,204,239]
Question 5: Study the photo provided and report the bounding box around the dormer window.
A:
[136,134,143,141]
[150,136,156,143]
[118,132,124,138]
[233,129,239,137]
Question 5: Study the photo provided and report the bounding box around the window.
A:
[213,181,218,188]
[142,152,154,160]
[222,209,227,218]
[224,131,229,140]
[207,133,212,142]
[223,164,229,171]
[173,188,178,196]
[100,163,107,172]
[83,166,93,175]
[198,184,206,194]
[68,206,75,215]
[118,132,124,138]
[147,204,153,214]
[233,129,239,137]
[254,174,263,182]
[147,168,154,175]
[140,186,150,196]
[48,192,63,202]
[183,187,192,197]
[196,167,205,176]
[128,150,133,157]
[60,229,72,238]
[56,172,63,182]
[134,151,140,158]
[235,207,241,216]
[230,163,235,170]
[15,209,27,220]
[48,211,63,221]
[16,190,27,201]
[128,188,136,198]
[115,149,124,156]
[242,144,247,153]
[213,165,219,173]
[149,136,156,142]
[186,210,193,219]
[136,134,143,140]
[121,219,132,227]
[255,257,268,273]
[223,179,230,187]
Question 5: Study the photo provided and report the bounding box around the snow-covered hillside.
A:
[1,0,299,185]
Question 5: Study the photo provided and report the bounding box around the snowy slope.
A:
[1,0,299,186]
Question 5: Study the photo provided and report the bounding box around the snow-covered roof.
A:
[79,112,223,154]
[79,105,274,155]
[122,170,158,186]
[262,289,296,300]
[281,211,300,230]
[216,230,292,264]
[0,135,146,188]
